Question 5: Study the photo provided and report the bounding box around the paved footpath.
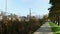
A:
[33,22,53,34]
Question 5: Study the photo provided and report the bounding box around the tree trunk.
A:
[58,17,60,26]
[56,17,58,24]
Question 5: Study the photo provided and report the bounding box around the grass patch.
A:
[49,22,60,34]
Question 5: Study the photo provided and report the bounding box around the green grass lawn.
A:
[49,22,60,34]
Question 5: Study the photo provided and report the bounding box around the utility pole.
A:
[5,0,7,12]
[2,0,7,20]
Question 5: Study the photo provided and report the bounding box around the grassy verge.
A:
[49,22,60,34]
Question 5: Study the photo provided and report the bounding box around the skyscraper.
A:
[29,8,31,17]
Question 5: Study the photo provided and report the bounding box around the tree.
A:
[49,0,60,25]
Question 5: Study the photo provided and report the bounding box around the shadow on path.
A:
[33,22,53,34]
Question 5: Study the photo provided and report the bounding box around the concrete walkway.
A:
[33,22,53,34]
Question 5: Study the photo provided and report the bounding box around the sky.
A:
[0,0,51,16]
